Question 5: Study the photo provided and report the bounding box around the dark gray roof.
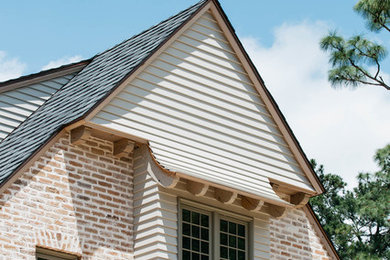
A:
[0,0,207,184]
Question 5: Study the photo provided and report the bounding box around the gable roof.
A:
[0,0,208,185]
[86,6,320,204]
[0,0,323,195]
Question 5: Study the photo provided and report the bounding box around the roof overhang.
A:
[0,59,90,93]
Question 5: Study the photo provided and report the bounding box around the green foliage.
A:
[320,0,390,90]
[354,0,390,32]
[310,145,390,259]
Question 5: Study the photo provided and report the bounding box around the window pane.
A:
[192,211,200,225]
[201,255,209,260]
[238,238,245,250]
[220,232,228,245]
[192,225,200,238]
[220,220,228,232]
[229,235,236,247]
[181,208,210,258]
[238,250,245,260]
[201,228,209,240]
[219,218,247,260]
[183,236,191,249]
[237,224,245,237]
[229,248,236,260]
[183,250,191,259]
[183,223,191,236]
[183,209,191,222]
[228,222,236,234]
[220,246,228,258]
[201,214,209,227]
[201,241,209,254]
[192,252,200,260]
[192,239,200,252]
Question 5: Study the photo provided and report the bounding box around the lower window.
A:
[180,201,249,260]
[36,247,78,260]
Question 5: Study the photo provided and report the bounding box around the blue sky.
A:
[1,0,389,187]
[0,0,376,73]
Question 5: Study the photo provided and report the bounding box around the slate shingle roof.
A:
[0,0,207,185]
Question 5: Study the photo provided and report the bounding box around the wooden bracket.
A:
[70,126,92,145]
[241,196,264,211]
[265,202,287,218]
[214,188,237,204]
[113,139,135,158]
[290,192,310,208]
[187,180,209,196]
[134,144,179,188]
[269,179,311,208]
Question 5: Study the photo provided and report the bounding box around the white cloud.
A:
[42,55,83,70]
[0,51,26,82]
[241,21,390,188]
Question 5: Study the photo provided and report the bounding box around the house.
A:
[0,0,339,259]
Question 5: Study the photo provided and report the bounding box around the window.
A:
[36,247,78,260]
[179,200,251,260]
[219,218,247,260]
[181,207,211,259]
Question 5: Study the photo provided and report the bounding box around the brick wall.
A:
[0,133,133,259]
[0,132,335,259]
[270,208,333,260]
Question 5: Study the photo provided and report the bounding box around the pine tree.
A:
[321,0,390,90]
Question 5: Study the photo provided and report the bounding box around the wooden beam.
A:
[290,192,310,208]
[134,144,179,188]
[214,188,237,204]
[70,126,92,145]
[241,196,264,211]
[265,203,287,218]
[113,139,135,158]
[186,180,209,196]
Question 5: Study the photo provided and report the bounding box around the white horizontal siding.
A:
[91,10,316,199]
[133,148,179,259]
[0,73,75,142]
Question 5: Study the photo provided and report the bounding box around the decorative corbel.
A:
[113,139,135,158]
[186,180,209,196]
[290,192,310,208]
[241,196,264,211]
[134,144,179,188]
[265,202,287,218]
[70,126,92,145]
[214,188,237,204]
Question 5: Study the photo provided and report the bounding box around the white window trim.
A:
[36,247,78,260]
[179,198,254,259]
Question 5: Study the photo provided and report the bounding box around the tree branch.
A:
[348,58,390,90]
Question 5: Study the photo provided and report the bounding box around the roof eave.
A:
[0,59,91,93]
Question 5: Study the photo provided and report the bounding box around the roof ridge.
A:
[94,0,208,62]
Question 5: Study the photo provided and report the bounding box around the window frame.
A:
[179,198,253,260]
[36,247,79,260]
[216,213,249,259]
